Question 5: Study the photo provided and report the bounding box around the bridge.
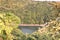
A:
[18,23,47,34]
[19,23,47,27]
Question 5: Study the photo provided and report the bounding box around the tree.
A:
[0,0,58,24]
[0,11,21,40]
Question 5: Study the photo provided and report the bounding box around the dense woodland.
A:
[0,0,60,40]
[0,0,59,24]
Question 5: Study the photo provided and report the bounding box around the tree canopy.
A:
[0,12,21,40]
[0,0,58,24]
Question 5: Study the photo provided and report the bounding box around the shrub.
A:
[0,11,21,40]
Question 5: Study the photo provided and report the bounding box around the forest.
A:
[0,0,59,24]
[0,0,60,40]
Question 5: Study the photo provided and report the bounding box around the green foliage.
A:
[0,12,60,40]
[0,0,58,24]
[32,32,53,40]
[0,12,21,40]
[16,2,58,24]
[24,20,59,40]
[34,20,60,40]
[11,29,25,40]
[0,1,60,40]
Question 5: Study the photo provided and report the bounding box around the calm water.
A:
[19,26,42,34]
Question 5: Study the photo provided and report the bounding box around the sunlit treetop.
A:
[0,12,21,34]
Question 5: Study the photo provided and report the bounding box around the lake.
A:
[19,26,42,34]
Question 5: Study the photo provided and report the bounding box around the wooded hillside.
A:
[0,0,59,24]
